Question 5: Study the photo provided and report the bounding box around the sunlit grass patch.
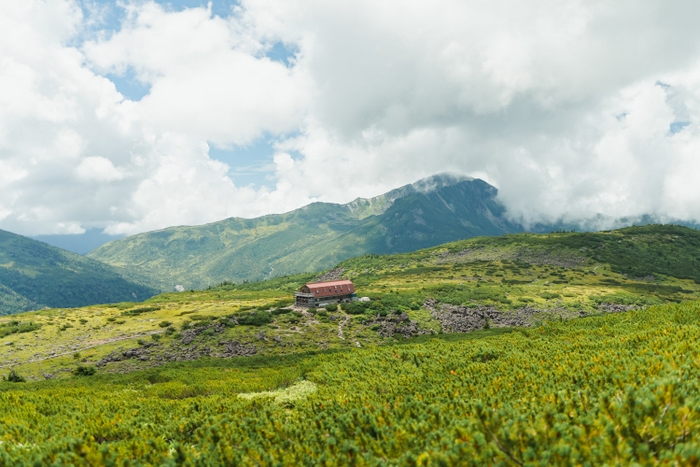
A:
[238,380,318,404]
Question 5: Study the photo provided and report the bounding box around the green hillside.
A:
[0,229,158,315]
[88,174,521,290]
[3,224,700,379]
[2,224,700,464]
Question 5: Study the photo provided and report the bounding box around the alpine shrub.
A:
[73,365,96,377]
[3,369,25,383]
[237,311,273,326]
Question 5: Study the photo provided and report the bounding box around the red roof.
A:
[300,280,355,298]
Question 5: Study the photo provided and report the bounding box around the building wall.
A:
[294,293,355,307]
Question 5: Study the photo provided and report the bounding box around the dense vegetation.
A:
[88,175,519,289]
[4,224,700,380]
[2,301,700,465]
[0,224,699,464]
[0,229,159,315]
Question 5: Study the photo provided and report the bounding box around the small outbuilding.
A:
[294,280,357,308]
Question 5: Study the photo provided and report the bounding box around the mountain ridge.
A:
[88,174,520,289]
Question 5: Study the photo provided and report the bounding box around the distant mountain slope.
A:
[0,229,159,315]
[88,174,522,290]
[31,228,126,255]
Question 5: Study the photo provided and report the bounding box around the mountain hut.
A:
[294,280,357,307]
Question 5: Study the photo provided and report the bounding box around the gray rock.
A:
[424,299,640,334]
[597,303,639,313]
[314,268,346,282]
[364,313,430,339]
[218,340,257,357]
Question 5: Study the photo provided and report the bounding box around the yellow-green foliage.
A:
[3,234,700,382]
[2,301,700,465]
[238,380,317,404]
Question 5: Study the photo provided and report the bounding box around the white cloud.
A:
[75,156,124,181]
[2,0,700,237]
[82,2,308,146]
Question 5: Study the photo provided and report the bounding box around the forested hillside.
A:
[0,229,158,315]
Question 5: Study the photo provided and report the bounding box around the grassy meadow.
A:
[1,302,700,465]
[1,225,700,464]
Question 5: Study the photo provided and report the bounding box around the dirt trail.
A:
[337,316,349,340]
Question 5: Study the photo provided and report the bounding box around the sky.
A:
[2,0,700,239]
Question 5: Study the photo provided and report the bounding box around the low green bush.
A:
[73,365,96,377]
[3,369,25,383]
[0,320,42,338]
[341,302,369,315]
[237,311,273,326]
[540,292,561,300]
[121,306,162,316]
[271,308,291,316]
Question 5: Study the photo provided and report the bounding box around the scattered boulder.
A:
[597,303,639,313]
[181,322,226,345]
[97,327,257,368]
[424,299,573,333]
[218,341,257,358]
[97,344,159,367]
[364,312,431,339]
[425,299,641,334]
[315,268,345,282]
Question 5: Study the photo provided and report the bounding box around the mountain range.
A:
[2,172,698,315]
[87,174,522,290]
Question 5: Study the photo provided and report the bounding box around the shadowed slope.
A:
[0,229,158,315]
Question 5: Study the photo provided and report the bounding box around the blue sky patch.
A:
[266,42,298,67]
[153,0,238,17]
[209,138,278,188]
[84,0,238,20]
[107,71,151,101]
[670,121,690,134]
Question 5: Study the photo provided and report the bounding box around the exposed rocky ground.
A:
[362,312,432,339]
[97,322,257,368]
[425,299,640,333]
[596,303,640,313]
[94,301,644,369]
[314,268,346,282]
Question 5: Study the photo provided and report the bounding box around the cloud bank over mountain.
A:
[1,0,700,236]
